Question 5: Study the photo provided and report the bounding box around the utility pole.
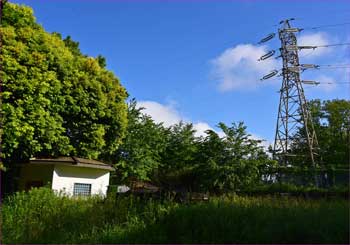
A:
[272,19,319,166]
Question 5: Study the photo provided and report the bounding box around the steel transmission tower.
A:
[272,19,319,166]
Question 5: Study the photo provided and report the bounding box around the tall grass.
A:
[2,188,176,243]
[125,195,349,244]
[2,188,349,244]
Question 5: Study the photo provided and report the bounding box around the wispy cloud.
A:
[297,32,349,93]
[298,32,333,58]
[211,31,346,93]
[310,75,337,92]
[137,101,182,127]
[211,44,279,92]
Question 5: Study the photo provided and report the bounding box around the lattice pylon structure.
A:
[273,19,319,166]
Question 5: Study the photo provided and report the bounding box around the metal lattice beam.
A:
[273,19,320,166]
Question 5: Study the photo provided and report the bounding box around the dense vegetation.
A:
[1,3,128,166]
[290,99,350,167]
[113,99,350,192]
[114,100,274,193]
[2,188,349,244]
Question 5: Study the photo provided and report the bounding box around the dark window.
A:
[73,183,91,196]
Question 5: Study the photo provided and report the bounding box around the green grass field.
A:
[2,188,349,244]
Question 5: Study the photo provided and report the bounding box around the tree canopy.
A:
[115,99,168,181]
[115,101,273,193]
[1,3,128,165]
[289,99,350,167]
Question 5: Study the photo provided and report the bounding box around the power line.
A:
[303,22,350,30]
[306,82,350,85]
[303,82,350,88]
[293,43,350,49]
[315,64,350,70]
[319,64,350,66]
[316,43,350,48]
[299,49,315,58]
[320,82,350,84]
[263,43,350,61]
[318,66,350,70]
[262,64,350,75]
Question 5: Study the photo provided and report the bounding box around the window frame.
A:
[73,183,92,196]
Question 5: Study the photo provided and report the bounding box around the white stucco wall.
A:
[52,165,110,196]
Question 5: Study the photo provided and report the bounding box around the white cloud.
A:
[297,32,348,93]
[211,32,344,93]
[192,122,212,137]
[137,100,224,137]
[298,32,332,58]
[211,44,279,92]
[136,100,270,145]
[137,101,182,127]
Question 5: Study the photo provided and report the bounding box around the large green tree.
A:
[1,3,128,165]
[115,100,168,181]
[196,122,273,193]
[157,122,200,190]
[320,99,350,165]
[290,99,350,167]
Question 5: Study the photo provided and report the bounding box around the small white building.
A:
[18,157,115,197]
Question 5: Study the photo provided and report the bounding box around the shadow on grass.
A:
[94,200,349,244]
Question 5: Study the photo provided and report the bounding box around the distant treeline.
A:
[112,99,349,193]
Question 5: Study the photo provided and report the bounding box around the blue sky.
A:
[11,0,350,145]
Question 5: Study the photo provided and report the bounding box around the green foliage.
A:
[2,187,176,243]
[1,3,128,164]
[291,99,350,166]
[157,122,199,190]
[317,99,350,165]
[116,103,274,192]
[63,35,81,56]
[242,182,349,197]
[128,196,348,244]
[96,54,107,68]
[2,2,37,28]
[115,99,168,181]
[163,122,198,170]
[3,188,349,244]
[196,122,274,193]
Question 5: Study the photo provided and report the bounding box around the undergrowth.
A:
[2,187,349,244]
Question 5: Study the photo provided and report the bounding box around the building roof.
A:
[29,157,115,171]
